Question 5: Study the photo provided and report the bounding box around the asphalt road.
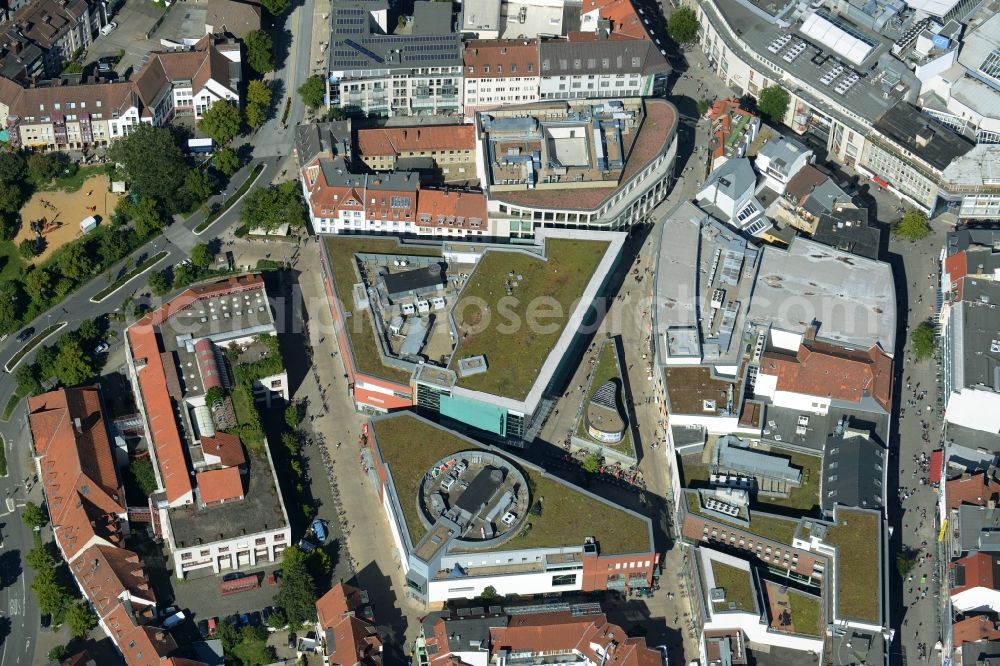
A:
[0,0,315,655]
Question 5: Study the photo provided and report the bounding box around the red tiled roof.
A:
[196,467,245,504]
[947,473,1000,512]
[759,341,893,412]
[463,40,540,78]
[71,544,155,619]
[28,387,125,557]
[953,615,1000,648]
[317,584,381,666]
[488,612,660,666]
[357,125,476,157]
[127,274,264,505]
[951,552,998,594]
[105,603,178,666]
[582,0,648,40]
[201,432,246,468]
[417,189,487,229]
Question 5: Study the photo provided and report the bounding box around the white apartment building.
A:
[463,39,540,116]
[0,35,242,150]
[538,37,668,100]
[328,1,463,117]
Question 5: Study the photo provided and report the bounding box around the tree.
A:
[757,86,790,124]
[30,575,72,618]
[582,453,601,474]
[0,210,20,241]
[240,181,306,232]
[130,197,166,238]
[325,107,348,121]
[25,268,55,303]
[894,210,930,241]
[260,0,289,16]
[65,602,98,638]
[73,318,102,349]
[0,151,26,185]
[284,402,301,428]
[27,152,60,185]
[298,75,326,109]
[0,280,23,334]
[148,270,172,296]
[198,100,242,146]
[245,103,267,129]
[57,243,93,281]
[54,340,93,387]
[0,180,24,215]
[47,646,69,663]
[191,243,214,268]
[205,386,225,408]
[911,321,936,360]
[27,544,56,571]
[896,549,918,579]
[213,147,240,177]
[245,30,275,75]
[231,625,276,666]
[275,546,318,626]
[480,585,498,600]
[184,169,213,203]
[107,124,189,207]
[267,606,288,630]
[247,80,273,108]
[15,364,41,397]
[127,457,158,497]
[19,237,40,259]
[22,501,48,529]
[667,7,699,45]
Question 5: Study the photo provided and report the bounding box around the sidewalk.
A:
[291,242,426,653]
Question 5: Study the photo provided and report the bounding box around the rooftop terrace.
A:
[372,413,651,556]
[324,237,441,385]
[491,99,677,211]
[449,238,610,400]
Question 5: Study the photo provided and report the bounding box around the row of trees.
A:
[26,537,96,638]
[239,181,307,233]
[197,80,275,145]
[147,241,221,296]
[15,318,109,395]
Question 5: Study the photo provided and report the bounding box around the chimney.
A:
[73,417,82,433]
[417,129,421,140]
[804,324,817,341]
[916,128,934,148]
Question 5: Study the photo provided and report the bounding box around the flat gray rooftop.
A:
[701,0,902,133]
[747,237,895,351]
[655,201,759,365]
[168,447,287,548]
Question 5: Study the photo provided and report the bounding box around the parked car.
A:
[93,342,109,354]
[207,617,218,637]
[239,613,250,626]
[223,572,245,582]
[197,619,210,637]
[249,611,263,627]
[163,611,186,630]
[287,632,297,650]
[16,327,35,343]
[100,21,118,36]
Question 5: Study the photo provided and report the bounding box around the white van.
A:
[100,21,118,36]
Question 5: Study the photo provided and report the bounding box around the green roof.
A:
[825,508,881,624]
[710,561,756,613]
[787,590,823,637]
[324,237,440,385]
[449,238,610,400]
[371,413,651,556]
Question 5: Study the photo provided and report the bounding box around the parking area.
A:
[84,0,207,76]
